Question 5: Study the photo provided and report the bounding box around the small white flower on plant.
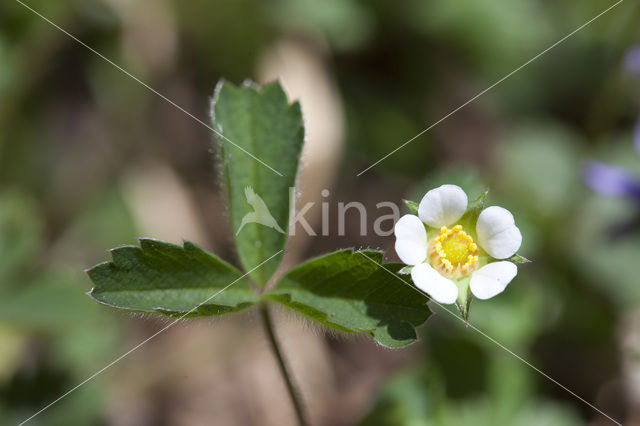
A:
[394,184,526,319]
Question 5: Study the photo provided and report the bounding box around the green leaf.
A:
[266,249,431,348]
[212,80,304,286]
[87,239,259,316]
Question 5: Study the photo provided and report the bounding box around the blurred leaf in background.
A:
[573,135,640,306]
[268,0,374,52]
[0,191,41,289]
[0,189,125,425]
[361,285,582,426]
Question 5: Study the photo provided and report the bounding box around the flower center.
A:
[429,225,479,277]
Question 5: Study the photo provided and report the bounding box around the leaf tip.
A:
[241,78,258,89]
[211,79,231,114]
[213,78,227,95]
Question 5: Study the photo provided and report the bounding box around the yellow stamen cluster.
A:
[429,225,479,277]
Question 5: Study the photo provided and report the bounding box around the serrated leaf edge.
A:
[86,238,257,316]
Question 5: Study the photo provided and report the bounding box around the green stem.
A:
[260,304,309,426]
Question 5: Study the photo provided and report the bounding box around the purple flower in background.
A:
[624,46,640,75]
[583,46,640,236]
[583,159,640,238]
[584,46,640,205]
[635,118,640,155]
[584,162,640,204]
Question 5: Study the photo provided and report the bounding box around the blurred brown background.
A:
[2,0,640,425]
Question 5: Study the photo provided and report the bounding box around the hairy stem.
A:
[260,304,309,426]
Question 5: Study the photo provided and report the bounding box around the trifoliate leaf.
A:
[212,80,304,286]
[87,239,259,316]
[266,249,431,348]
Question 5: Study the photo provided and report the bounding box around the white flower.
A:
[394,184,523,307]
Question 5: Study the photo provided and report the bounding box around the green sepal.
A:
[455,190,489,241]
[459,189,488,223]
[454,277,473,322]
[403,199,419,215]
[508,254,531,264]
[398,265,413,275]
[468,189,489,212]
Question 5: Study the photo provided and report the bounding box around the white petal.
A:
[411,263,458,304]
[476,206,522,259]
[470,261,517,300]
[394,215,428,265]
[418,184,468,228]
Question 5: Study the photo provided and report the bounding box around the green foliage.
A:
[84,80,433,350]
[359,370,438,426]
[496,123,582,219]
[212,80,304,286]
[0,191,41,286]
[269,0,373,51]
[4,0,640,422]
[88,242,431,347]
[88,239,259,316]
[571,138,640,306]
[408,0,551,76]
[0,190,122,425]
[360,286,583,426]
[0,279,102,330]
[267,249,431,348]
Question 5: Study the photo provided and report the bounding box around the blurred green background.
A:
[2,0,640,425]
